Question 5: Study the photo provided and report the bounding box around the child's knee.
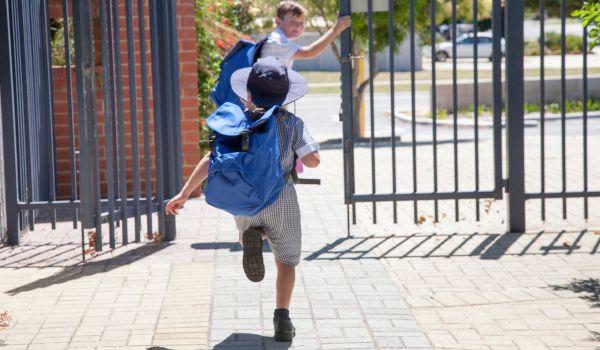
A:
[275,255,299,268]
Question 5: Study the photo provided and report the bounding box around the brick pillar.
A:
[49,0,200,199]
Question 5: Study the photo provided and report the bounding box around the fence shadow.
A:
[305,230,598,261]
[191,240,272,253]
[212,333,290,349]
[3,242,172,295]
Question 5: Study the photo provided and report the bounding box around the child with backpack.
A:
[165,56,320,342]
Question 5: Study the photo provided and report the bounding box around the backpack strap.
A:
[252,36,269,63]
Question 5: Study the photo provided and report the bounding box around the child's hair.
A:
[243,92,266,116]
[276,1,307,19]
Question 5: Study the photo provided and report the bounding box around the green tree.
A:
[195,0,257,155]
[525,0,579,18]
[573,1,600,49]
[304,0,490,133]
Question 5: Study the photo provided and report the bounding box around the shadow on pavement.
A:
[552,278,600,308]
[305,229,598,261]
[212,333,290,349]
[4,242,172,295]
[191,240,272,252]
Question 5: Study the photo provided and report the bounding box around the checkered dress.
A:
[234,109,319,266]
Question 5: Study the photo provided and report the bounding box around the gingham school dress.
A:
[234,109,319,266]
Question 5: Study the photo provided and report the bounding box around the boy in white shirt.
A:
[261,1,351,68]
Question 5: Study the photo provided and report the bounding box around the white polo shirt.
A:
[260,27,300,68]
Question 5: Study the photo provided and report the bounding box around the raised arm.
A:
[293,15,351,60]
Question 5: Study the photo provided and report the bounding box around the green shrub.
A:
[544,32,584,54]
[195,0,221,155]
[524,40,541,56]
[436,99,600,118]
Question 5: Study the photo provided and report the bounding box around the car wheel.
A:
[436,51,449,62]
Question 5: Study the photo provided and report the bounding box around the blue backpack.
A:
[210,37,268,109]
[204,102,288,216]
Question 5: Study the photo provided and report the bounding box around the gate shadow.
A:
[305,229,598,261]
[3,242,172,295]
[212,333,290,349]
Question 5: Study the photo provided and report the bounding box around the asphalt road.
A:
[298,92,600,143]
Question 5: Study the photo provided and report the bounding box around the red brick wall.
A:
[49,0,200,199]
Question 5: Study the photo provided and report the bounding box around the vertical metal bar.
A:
[560,0,567,219]
[164,0,181,240]
[505,0,526,233]
[430,0,439,222]
[14,2,27,233]
[583,25,589,220]
[149,0,165,237]
[0,0,20,245]
[72,0,99,231]
[112,0,129,243]
[19,1,34,231]
[138,0,153,236]
[339,0,355,229]
[539,0,546,220]
[451,0,459,221]
[367,0,376,224]
[125,0,141,242]
[100,0,116,248]
[106,0,119,229]
[62,0,78,228]
[473,0,480,221]
[346,204,350,237]
[42,0,57,229]
[492,0,503,198]
[108,0,121,232]
[410,0,417,224]
[388,0,397,223]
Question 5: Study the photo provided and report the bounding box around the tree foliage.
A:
[573,1,600,49]
[195,0,257,153]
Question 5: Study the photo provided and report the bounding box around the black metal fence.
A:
[0,0,182,248]
[340,0,599,233]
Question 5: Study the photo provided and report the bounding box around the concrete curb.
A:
[394,111,600,129]
[394,112,538,128]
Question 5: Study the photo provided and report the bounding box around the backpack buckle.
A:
[240,129,251,151]
[208,134,216,153]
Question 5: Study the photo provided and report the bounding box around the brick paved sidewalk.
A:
[1,136,599,349]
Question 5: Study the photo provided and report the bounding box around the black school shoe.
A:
[242,227,265,282]
[273,316,296,342]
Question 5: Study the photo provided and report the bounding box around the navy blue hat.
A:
[230,57,307,108]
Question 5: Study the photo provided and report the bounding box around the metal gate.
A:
[0,0,182,249]
[340,0,599,233]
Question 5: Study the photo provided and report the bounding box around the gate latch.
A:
[340,54,366,64]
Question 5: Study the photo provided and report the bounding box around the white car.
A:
[423,33,505,62]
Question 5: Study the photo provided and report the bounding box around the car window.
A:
[477,37,492,43]
[460,37,474,44]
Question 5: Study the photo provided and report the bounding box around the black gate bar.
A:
[505,0,525,232]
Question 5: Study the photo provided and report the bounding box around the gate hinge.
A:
[502,178,509,192]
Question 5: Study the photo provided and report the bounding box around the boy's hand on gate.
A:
[334,14,352,33]
[165,192,188,215]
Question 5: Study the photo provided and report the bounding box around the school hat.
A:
[230,56,308,108]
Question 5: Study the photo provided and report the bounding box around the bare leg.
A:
[275,259,295,309]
